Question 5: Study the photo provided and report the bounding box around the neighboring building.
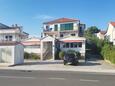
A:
[22,37,41,55]
[0,23,28,42]
[0,42,24,65]
[41,18,86,60]
[0,23,26,65]
[96,31,106,40]
[106,22,115,45]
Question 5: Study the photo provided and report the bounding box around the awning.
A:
[22,41,40,46]
[61,40,83,43]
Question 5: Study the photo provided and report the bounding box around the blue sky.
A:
[0,0,115,37]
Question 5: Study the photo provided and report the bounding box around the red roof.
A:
[22,41,40,46]
[110,22,115,26]
[43,18,79,24]
[100,31,106,35]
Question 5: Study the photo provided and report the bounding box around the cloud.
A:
[33,14,55,20]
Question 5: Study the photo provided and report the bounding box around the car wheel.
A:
[64,60,67,65]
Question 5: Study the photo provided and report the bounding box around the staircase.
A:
[43,45,52,60]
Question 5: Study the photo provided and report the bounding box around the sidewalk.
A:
[0,60,115,73]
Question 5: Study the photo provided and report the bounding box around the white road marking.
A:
[0,75,35,79]
[80,79,99,82]
[48,77,66,80]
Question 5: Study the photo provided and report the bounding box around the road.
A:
[0,69,115,86]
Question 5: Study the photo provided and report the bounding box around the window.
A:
[9,36,12,41]
[60,34,63,37]
[71,34,75,36]
[65,43,69,48]
[63,44,66,48]
[5,35,12,41]
[46,25,49,29]
[5,36,8,41]
[78,42,82,47]
[54,25,58,31]
[70,43,74,48]
[73,43,77,48]
[60,23,73,31]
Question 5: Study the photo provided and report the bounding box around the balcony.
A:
[0,41,21,45]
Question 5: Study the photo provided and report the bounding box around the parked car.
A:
[63,53,79,65]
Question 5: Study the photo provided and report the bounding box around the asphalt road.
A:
[0,70,115,86]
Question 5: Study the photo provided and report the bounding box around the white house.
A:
[106,22,115,45]
[22,37,41,55]
[96,31,106,40]
[40,18,86,60]
[0,23,27,65]
[59,36,86,57]
[0,42,24,65]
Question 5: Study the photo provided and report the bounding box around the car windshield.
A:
[68,53,75,58]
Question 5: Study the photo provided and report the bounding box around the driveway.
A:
[0,57,115,73]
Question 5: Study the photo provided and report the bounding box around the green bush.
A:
[30,53,40,60]
[101,43,115,64]
[76,51,81,58]
[55,50,60,60]
[67,50,76,54]
[59,51,65,60]
[24,52,40,60]
[67,50,81,58]
[24,52,30,59]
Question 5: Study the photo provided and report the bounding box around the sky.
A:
[0,0,115,37]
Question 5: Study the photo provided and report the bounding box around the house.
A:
[106,22,115,45]
[22,37,41,55]
[40,18,86,60]
[0,23,27,65]
[96,31,106,40]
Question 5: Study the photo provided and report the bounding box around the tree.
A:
[86,26,100,34]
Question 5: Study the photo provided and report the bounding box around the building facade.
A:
[0,23,26,65]
[22,37,41,55]
[41,18,86,60]
[106,22,115,45]
[96,31,106,40]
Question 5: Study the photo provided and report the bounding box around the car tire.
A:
[64,60,67,65]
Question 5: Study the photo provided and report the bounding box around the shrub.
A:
[76,51,81,58]
[24,52,40,60]
[66,50,81,59]
[55,50,60,60]
[30,53,40,60]
[67,50,76,54]
[59,51,65,60]
[101,43,115,64]
[24,52,30,59]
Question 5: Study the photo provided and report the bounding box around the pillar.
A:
[40,41,43,60]
[52,40,55,60]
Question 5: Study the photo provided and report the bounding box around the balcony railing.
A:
[0,41,21,45]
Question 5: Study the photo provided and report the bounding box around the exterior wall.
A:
[96,32,105,40]
[14,44,24,65]
[24,45,41,55]
[0,29,27,42]
[43,22,80,38]
[106,24,115,42]
[0,46,14,64]
[60,42,85,56]
[0,44,24,65]
[43,22,78,31]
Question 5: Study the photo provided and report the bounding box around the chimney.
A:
[15,24,18,27]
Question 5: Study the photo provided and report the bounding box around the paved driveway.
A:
[0,58,115,73]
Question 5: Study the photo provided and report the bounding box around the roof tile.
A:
[43,18,79,24]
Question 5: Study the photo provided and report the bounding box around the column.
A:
[40,41,43,60]
[52,40,55,60]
